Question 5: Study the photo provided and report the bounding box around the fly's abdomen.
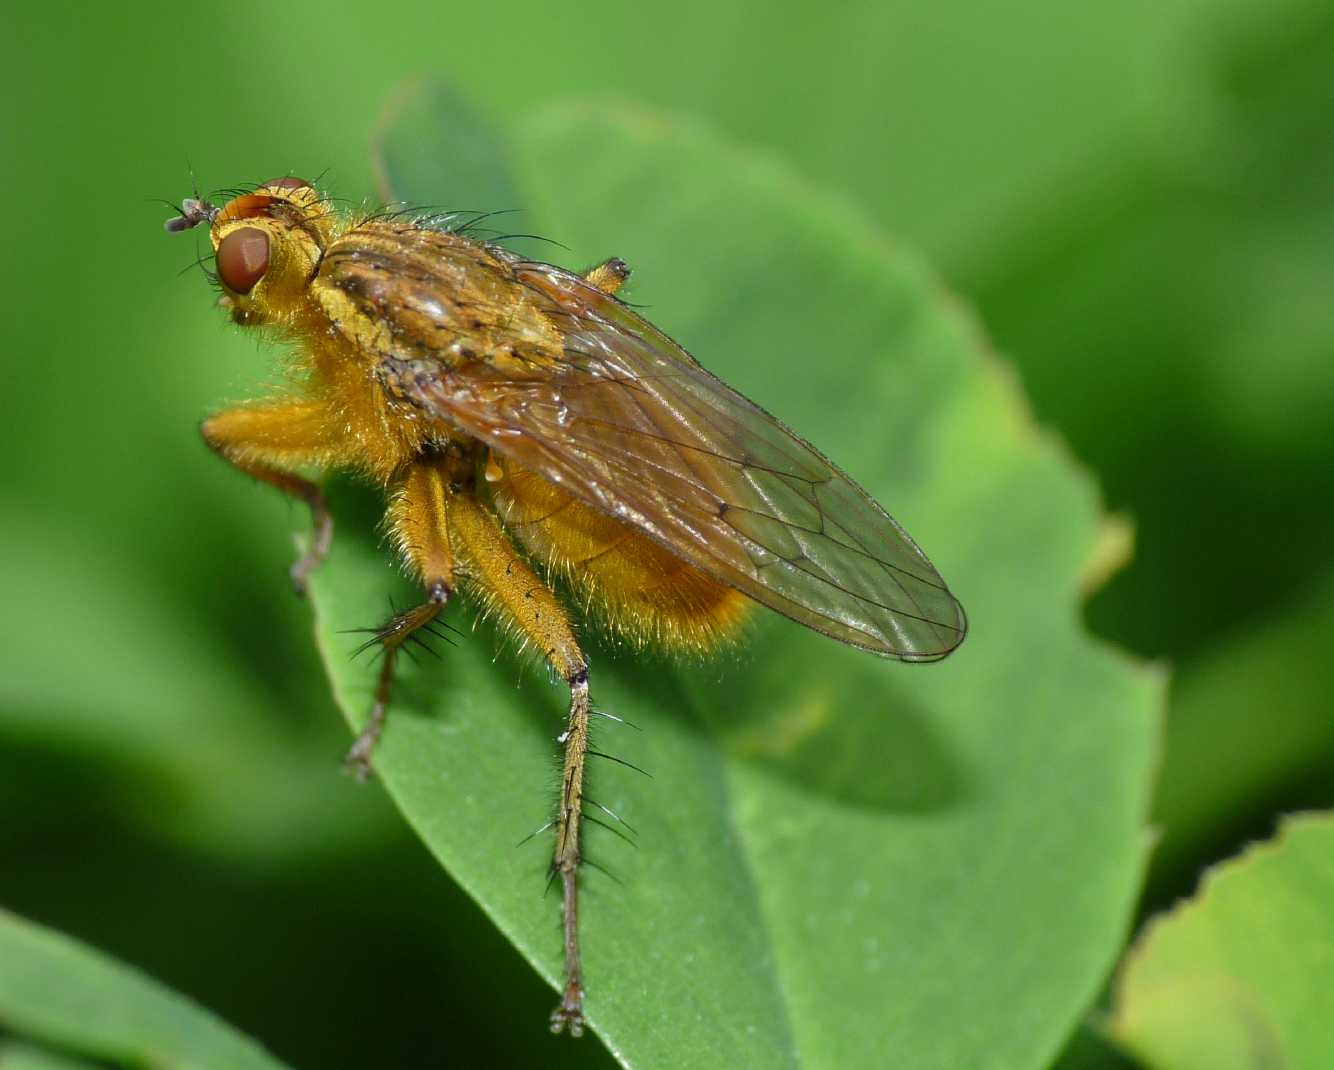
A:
[488,454,749,653]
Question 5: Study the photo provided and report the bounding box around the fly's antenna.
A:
[164,197,218,234]
[164,160,219,234]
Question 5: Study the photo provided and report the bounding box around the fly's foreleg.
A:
[201,400,344,594]
[444,487,592,1036]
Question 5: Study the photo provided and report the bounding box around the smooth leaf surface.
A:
[1110,812,1334,1070]
[0,910,289,1070]
[307,92,1161,1068]
[0,1043,101,1070]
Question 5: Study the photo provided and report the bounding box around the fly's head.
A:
[166,177,334,324]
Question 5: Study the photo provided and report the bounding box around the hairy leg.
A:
[445,484,593,1036]
[371,453,595,1032]
[346,462,461,776]
[201,399,346,593]
[343,585,450,778]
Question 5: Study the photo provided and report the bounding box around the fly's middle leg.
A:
[344,582,450,778]
[347,460,461,777]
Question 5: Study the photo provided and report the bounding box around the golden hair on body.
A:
[168,176,965,1036]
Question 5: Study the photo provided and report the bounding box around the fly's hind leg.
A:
[202,399,346,594]
[444,483,593,1036]
[582,257,631,296]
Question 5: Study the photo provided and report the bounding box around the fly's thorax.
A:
[208,179,335,324]
[311,223,569,374]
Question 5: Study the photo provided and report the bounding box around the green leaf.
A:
[0,909,290,1070]
[1049,1025,1145,1070]
[306,90,1162,1067]
[0,514,397,861]
[1148,568,1334,897]
[1110,812,1334,1070]
[0,1041,102,1070]
[972,5,1334,658]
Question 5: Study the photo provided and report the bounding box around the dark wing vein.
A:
[336,241,965,659]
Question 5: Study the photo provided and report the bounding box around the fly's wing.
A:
[357,247,966,659]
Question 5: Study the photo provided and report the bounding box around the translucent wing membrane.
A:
[327,234,965,659]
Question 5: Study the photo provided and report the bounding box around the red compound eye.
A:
[217,227,270,293]
[263,176,310,190]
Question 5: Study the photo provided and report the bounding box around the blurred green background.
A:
[2,0,1331,1066]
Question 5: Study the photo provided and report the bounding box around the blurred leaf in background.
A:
[0,910,288,1070]
[2,0,1330,1065]
[1146,571,1334,904]
[975,1,1334,660]
[1110,813,1334,1069]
